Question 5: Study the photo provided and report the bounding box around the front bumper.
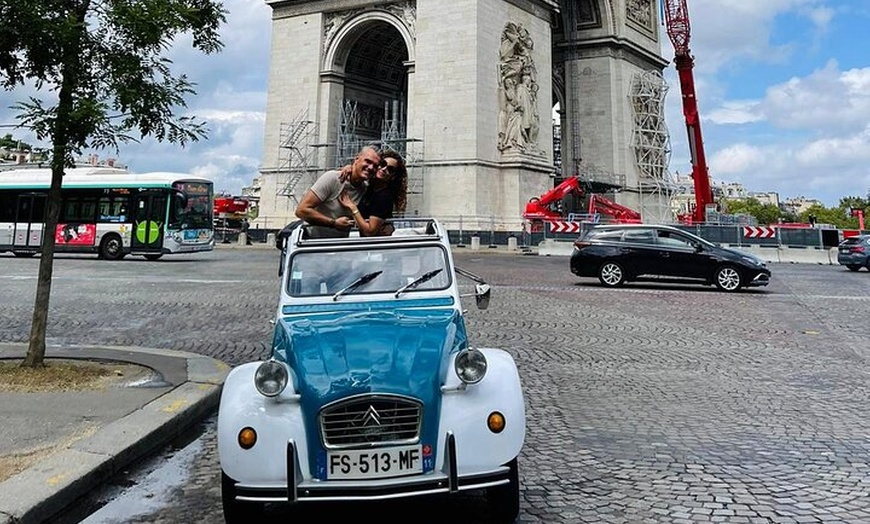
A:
[226,434,513,503]
[746,271,771,287]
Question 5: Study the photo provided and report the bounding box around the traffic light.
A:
[808,214,816,226]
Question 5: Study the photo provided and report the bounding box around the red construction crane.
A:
[663,0,714,224]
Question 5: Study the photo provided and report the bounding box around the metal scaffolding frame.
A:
[630,69,677,224]
[276,107,319,207]
[275,99,424,215]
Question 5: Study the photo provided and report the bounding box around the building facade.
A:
[251,0,671,232]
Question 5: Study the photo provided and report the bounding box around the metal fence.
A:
[534,222,867,248]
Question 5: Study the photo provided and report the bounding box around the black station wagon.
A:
[570,224,771,292]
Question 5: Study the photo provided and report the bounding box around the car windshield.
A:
[287,245,451,297]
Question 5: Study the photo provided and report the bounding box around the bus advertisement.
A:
[0,167,215,260]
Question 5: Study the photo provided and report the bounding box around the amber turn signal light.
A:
[238,427,257,449]
[487,412,506,434]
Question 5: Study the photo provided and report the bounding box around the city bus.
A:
[0,166,215,260]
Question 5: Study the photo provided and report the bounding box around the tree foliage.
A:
[721,198,783,225]
[0,0,226,367]
[722,196,869,229]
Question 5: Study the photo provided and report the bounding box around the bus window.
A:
[63,199,80,222]
[98,197,130,223]
[17,194,46,222]
[81,199,97,221]
[0,191,14,222]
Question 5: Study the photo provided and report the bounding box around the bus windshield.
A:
[171,181,213,229]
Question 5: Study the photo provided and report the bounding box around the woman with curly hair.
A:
[339,149,407,236]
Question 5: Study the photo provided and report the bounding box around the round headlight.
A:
[254,360,288,397]
[455,348,487,385]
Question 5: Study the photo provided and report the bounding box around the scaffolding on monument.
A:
[271,99,425,215]
[630,69,677,224]
[336,97,425,216]
[276,107,319,206]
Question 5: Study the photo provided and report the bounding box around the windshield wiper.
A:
[332,270,383,301]
[394,268,443,298]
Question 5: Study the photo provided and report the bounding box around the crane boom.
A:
[663,0,714,223]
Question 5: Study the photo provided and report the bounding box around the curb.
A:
[0,345,230,524]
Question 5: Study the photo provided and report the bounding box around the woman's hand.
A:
[338,165,352,183]
[338,189,355,210]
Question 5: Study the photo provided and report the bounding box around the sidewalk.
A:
[0,344,229,524]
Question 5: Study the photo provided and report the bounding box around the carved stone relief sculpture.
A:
[385,1,417,41]
[497,22,542,156]
[626,0,654,33]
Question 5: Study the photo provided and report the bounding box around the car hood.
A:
[273,303,466,406]
[717,246,765,266]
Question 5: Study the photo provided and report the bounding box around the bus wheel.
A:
[144,254,163,261]
[99,235,124,260]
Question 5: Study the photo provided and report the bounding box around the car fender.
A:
[438,347,526,475]
[217,362,310,483]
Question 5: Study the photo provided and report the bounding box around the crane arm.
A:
[522,176,585,220]
[588,194,642,223]
[662,0,714,223]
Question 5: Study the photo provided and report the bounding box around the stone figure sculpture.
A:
[498,22,541,155]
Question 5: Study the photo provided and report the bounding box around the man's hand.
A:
[333,216,354,231]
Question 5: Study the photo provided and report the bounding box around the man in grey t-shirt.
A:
[295,146,380,238]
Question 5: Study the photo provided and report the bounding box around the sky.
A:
[1,0,868,208]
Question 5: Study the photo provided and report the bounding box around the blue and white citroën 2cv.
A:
[217,218,526,522]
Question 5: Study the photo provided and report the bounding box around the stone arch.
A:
[320,10,414,164]
[324,10,415,73]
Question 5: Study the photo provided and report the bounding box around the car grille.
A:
[319,394,423,449]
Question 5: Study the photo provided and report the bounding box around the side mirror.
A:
[474,283,491,310]
[172,189,188,209]
[456,266,491,310]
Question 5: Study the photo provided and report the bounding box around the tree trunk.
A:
[21,161,63,367]
[21,3,85,368]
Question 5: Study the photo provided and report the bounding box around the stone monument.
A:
[251,0,670,233]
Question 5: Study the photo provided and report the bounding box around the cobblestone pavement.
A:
[2,249,869,523]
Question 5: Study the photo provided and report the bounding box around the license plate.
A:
[327,445,422,480]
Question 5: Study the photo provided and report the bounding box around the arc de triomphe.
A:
[251,0,671,232]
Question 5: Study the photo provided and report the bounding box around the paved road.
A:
[2,249,869,523]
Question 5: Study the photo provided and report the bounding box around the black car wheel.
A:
[846,264,861,272]
[598,261,625,287]
[714,265,742,292]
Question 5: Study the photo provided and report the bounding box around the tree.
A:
[721,198,784,225]
[0,0,226,367]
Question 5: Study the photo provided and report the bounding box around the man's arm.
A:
[295,189,335,227]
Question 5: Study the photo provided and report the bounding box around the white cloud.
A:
[763,62,870,133]
[709,143,767,174]
[706,100,765,125]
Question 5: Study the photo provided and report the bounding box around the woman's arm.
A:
[339,190,385,236]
